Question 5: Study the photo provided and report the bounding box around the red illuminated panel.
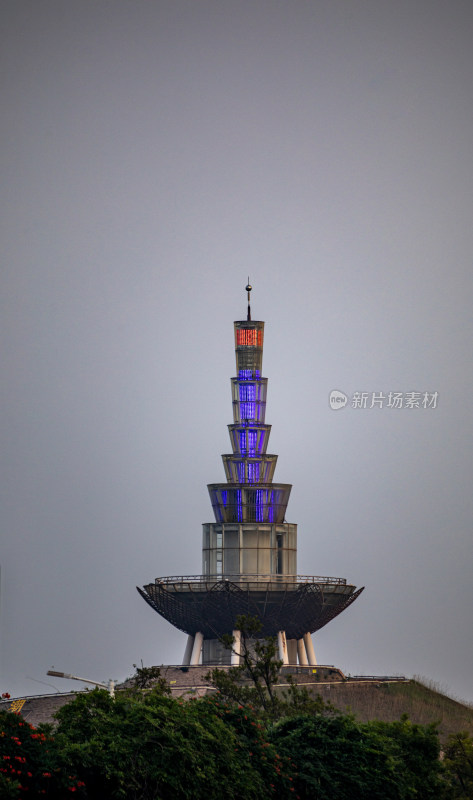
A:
[237,329,262,347]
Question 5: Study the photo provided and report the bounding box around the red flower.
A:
[42,772,52,778]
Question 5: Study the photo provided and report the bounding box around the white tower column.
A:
[231,629,241,666]
[182,634,194,666]
[303,632,317,666]
[190,631,204,665]
[277,630,288,665]
[287,639,298,665]
[297,637,309,665]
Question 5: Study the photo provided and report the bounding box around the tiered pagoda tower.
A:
[138,285,363,666]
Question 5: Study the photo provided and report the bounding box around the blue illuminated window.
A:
[256,489,264,522]
[239,384,256,420]
[237,463,245,483]
[239,384,255,401]
[238,431,246,454]
[247,463,260,483]
[236,489,243,522]
[238,369,261,379]
[240,402,255,419]
[248,430,257,457]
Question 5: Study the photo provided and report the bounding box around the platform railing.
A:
[154,574,347,586]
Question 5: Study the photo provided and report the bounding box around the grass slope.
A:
[307,679,473,741]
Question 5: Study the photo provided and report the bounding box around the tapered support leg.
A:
[190,631,204,665]
[297,637,309,665]
[277,631,288,665]
[303,632,317,666]
[182,634,194,666]
[231,630,241,666]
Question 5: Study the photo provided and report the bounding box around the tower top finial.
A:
[246,278,252,321]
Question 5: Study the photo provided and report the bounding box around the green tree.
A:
[2,685,451,800]
[0,707,85,798]
[208,615,334,720]
[54,686,291,799]
[368,715,444,799]
[269,713,398,800]
[270,712,444,800]
[207,615,283,716]
[130,662,170,693]
[443,732,473,799]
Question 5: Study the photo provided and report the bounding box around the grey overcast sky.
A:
[1,0,472,703]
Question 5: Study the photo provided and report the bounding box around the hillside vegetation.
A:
[2,659,473,798]
[294,679,473,743]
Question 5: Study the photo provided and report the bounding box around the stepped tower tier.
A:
[221,454,277,484]
[138,285,363,667]
[208,317,291,526]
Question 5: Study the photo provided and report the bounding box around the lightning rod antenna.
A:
[246,278,252,321]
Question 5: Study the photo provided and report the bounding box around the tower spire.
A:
[246,278,252,321]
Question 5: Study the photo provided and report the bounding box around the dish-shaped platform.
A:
[137,574,363,641]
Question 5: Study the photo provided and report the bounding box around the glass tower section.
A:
[205,319,296,578]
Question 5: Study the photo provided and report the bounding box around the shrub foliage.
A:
[1,628,469,799]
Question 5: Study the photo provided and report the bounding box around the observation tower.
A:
[138,285,363,666]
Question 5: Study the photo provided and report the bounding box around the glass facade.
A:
[222,455,277,484]
[234,321,264,376]
[207,319,294,571]
[208,484,291,524]
[228,424,271,457]
[231,378,267,423]
[202,523,297,577]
